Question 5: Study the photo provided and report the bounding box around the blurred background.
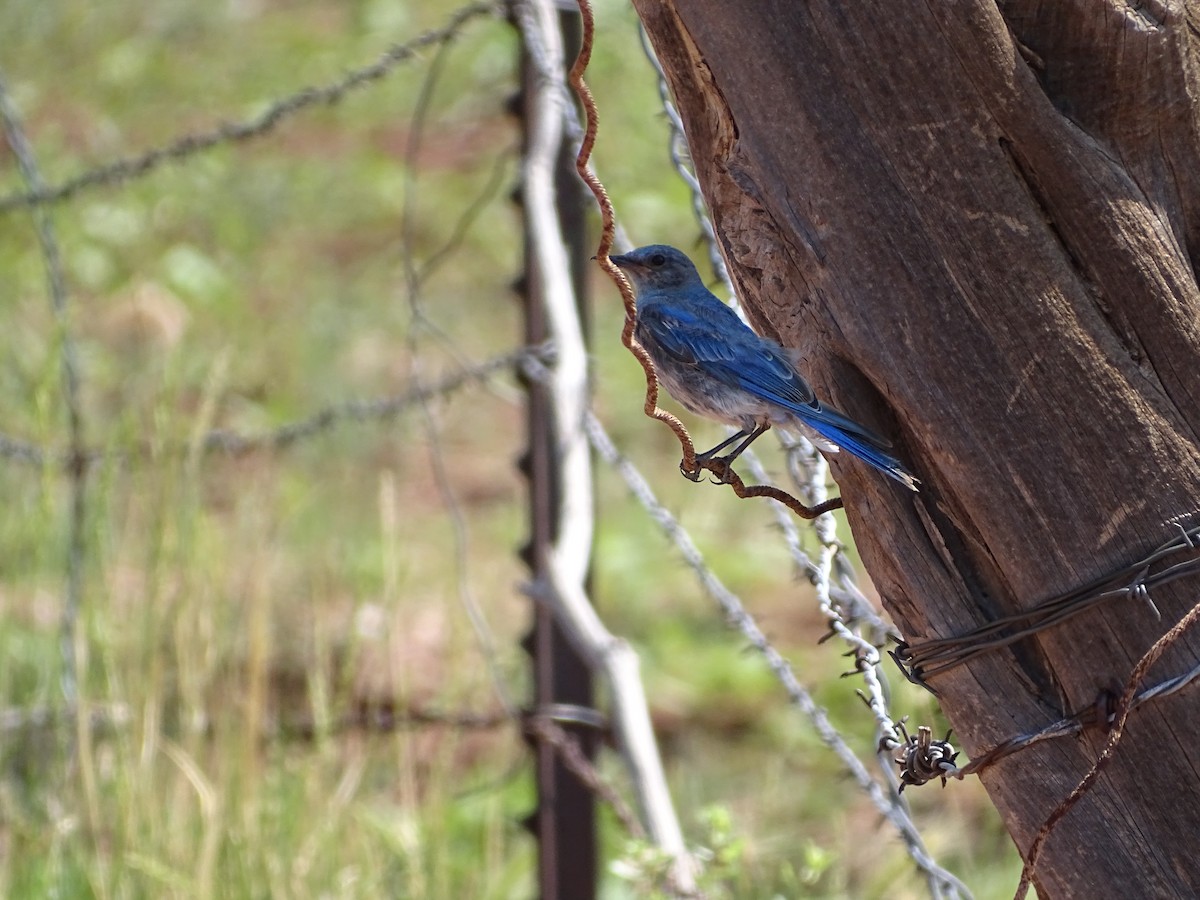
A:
[0,1,1020,896]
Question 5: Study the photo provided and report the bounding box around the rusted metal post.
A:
[513,8,597,898]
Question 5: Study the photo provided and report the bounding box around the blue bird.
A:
[610,244,918,491]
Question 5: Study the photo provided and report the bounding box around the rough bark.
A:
[633,1,1200,896]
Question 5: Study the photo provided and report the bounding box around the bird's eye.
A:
[649,253,666,266]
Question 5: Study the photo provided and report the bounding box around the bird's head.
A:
[609,244,705,293]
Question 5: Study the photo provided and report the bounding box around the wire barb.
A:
[888,720,960,792]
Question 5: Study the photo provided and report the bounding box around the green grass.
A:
[0,1,1022,897]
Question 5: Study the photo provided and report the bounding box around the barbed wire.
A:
[944,655,1200,785]
[635,29,964,893]
[211,345,547,454]
[0,2,501,215]
[876,519,1200,894]
[741,447,895,641]
[637,25,728,287]
[1015,585,1200,898]
[527,714,645,841]
[580,406,972,900]
[894,522,1200,686]
[637,23,895,650]
[0,344,551,469]
[0,431,49,468]
[0,72,90,716]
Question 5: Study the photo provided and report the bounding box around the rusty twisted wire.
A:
[567,1,841,519]
[567,0,695,473]
[883,517,1200,896]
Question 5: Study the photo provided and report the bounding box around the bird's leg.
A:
[689,424,770,484]
[681,429,749,481]
[708,424,769,465]
[695,427,755,462]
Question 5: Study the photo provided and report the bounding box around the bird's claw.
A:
[706,457,735,484]
[682,455,736,485]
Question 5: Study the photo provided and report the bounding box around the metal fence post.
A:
[514,8,598,898]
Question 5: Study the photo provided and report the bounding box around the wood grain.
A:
[633,1,1200,894]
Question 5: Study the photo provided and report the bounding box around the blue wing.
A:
[638,297,918,490]
[638,299,888,446]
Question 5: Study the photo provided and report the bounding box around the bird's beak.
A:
[609,253,632,269]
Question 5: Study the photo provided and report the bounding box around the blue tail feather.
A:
[804,419,919,492]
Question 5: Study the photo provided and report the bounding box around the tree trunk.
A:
[633,1,1200,895]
